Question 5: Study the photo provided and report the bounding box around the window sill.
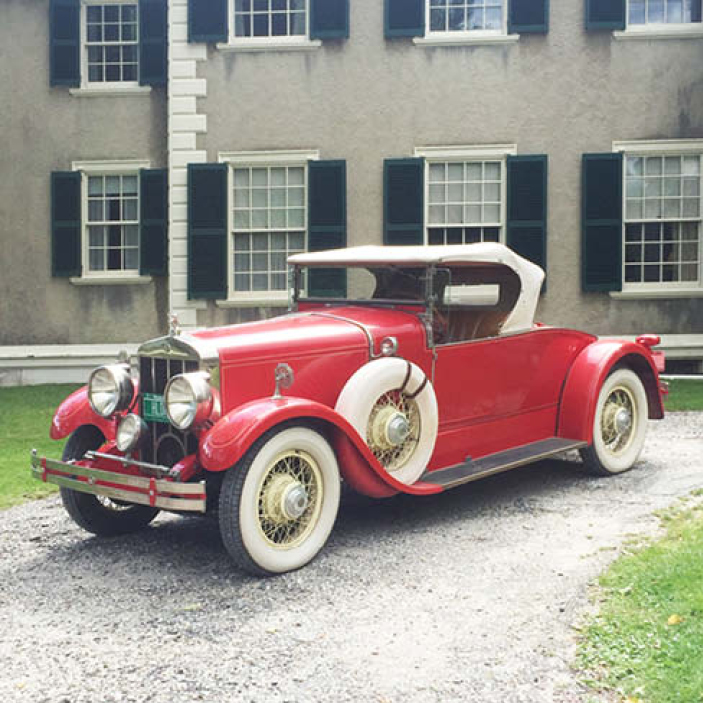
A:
[216,38,322,53]
[69,86,153,97]
[614,25,703,40]
[216,297,289,308]
[413,33,519,47]
[70,275,153,286]
[610,289,703,300]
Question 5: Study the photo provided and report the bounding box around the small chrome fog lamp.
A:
[380,336,398,357]
[116,413,148,453]
[88,364,134,418]
[164,371,213,430]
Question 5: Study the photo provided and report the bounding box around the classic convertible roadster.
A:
[31,244,666,575]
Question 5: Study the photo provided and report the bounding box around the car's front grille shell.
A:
[138,355,199,466]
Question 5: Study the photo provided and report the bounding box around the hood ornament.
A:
[272,363,294,400]
[168,312,181,337]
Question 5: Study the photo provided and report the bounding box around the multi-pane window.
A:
[85,3,139,83]
[428,0,504,32]
[232,166,306,294]
[234,0,307,38]
[427,161,503,245]
[86,174,139,273]
[624,154,701,286]
[628,0,702,25]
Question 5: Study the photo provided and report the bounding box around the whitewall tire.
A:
[580,368,648,476]
[335,358,438,485]
[219,426,341,576]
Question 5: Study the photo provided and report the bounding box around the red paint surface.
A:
[50,386,119,442]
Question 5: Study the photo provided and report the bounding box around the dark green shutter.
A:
[188,0,228,43]
[582,153,623,292]
[188,164,228,299]
[586,0,625,30]
[139,0,167,85]
[385,0,424,38]
[307,161,347,297]
[50,0,80,87]
[140,169,168,275]
[384,159,424,245]
[508,0,549,33]
[51,171,82,277]
[310,0,349,39]
[507,155,548,275]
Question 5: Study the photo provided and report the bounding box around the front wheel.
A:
[60,426,160,536]
[580,368,649,476]
[219,426,341,576]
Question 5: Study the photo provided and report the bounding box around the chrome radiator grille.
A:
[138,355,199,466]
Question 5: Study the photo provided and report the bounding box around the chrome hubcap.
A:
[614,407,632,435]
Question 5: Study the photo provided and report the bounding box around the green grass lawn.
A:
[663,378,703,412]
[0,384,80,509]
[578,499,703,703]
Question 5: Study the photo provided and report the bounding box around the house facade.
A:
[1,0,702,375]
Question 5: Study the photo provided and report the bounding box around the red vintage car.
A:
[32,244,666,575]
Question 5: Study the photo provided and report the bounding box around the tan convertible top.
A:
[289,244,545,333]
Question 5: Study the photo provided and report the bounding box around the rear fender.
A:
[50,386,118,442]
[199,397,442,498]
[557,340,664,444]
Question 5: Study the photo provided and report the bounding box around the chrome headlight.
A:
[116,413,148,453]
[88,364,134,417]
[164,372,212,430]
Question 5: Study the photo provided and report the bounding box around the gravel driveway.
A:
[1,413,701,703]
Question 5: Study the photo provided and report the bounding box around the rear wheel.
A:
[580,369,648,476]
[60,426,160,536]
[219,426,340,576]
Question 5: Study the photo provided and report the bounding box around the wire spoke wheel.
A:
[255,450,323,550]
[600,386,635,455]
[366,390,421,473]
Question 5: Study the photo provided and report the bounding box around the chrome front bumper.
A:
[30,450,207,513]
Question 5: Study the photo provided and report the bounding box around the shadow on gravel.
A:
[36,457,598,582]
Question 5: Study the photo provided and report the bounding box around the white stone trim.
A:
[610,289,703,299]
[72,159,150,173]
[216,38,321,52]
[612,139,703,154]
[414,144,517,160]
[0,344,140,387]
[168,0,208,329]
[70,275,153,285]
[70,86,152,97]
[216,297,289,308]
[614,25,703,40]
[218,149,320,164]
[413,33,519,46]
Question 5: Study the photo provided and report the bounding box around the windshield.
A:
[293,265,431,306]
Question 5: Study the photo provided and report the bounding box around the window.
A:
[428,0,504,33]
[85,173,140,273]
[623,153,702,289]
[628,0,702,26]
[83,1,139,84]
[234,0,307,38]
[231,164,307,296]
[425,160,505,245]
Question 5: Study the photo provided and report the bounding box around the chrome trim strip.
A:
[307,312,376,358]
[30,454,206,512]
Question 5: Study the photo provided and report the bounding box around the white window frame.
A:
[612,140,703,299]
[615,0,703,39]
[70,159,152,285]
[415,144,517,247]
[71,0,151,96]
[218,0,321,52]
[218,150,319,306]
[415,0,519,46]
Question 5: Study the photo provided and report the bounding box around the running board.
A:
[421,438,587,490]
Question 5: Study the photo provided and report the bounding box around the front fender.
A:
[557,340,664,444]
[199,397,442,498]
[50,386,118,442]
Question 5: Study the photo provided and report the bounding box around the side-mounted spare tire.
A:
[335,358,439,485]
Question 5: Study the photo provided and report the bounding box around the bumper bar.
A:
[30,450,206,513]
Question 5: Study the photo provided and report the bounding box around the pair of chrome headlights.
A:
[87,364,213,454]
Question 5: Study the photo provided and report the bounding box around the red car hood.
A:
[190,306,424,363]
